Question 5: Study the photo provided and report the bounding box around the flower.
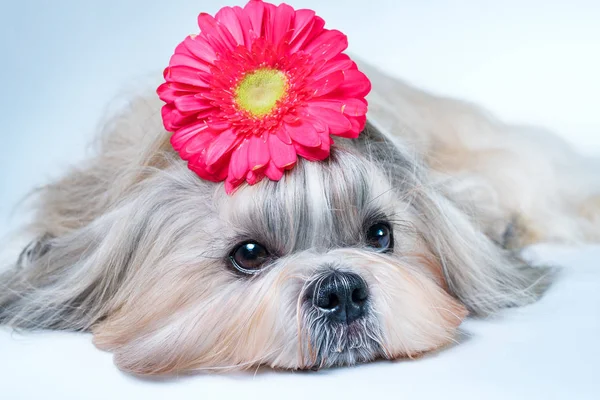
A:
[157,0,371,193]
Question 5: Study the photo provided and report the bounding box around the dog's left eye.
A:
[366,222,394,252]
[229,241,270,274]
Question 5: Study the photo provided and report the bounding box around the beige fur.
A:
[1,63,596,375]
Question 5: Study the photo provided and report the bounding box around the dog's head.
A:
[92,129,468,373]
[1,109,546,375]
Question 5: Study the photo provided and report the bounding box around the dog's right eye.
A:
[229,241,270,274]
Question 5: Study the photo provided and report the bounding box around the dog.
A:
[1,61,598,375]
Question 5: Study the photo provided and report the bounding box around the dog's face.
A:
[91,140,467,374]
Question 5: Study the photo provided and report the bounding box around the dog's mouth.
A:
[302,314,385,370]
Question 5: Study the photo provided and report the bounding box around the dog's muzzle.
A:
[310,271,369,324]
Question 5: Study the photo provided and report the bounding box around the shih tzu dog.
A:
[1,0,599,376]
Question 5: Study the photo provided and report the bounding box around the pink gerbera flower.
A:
[157,0,371,193]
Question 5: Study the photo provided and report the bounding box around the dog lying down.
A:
[1,59,599,375]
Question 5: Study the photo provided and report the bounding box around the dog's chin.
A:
[303,314,384,370]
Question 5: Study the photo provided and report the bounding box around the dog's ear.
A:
[0,204,140,330]
[355,119,552,315]
[414,189,554,315]
[0,94,179,330]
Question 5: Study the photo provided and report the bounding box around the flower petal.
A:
[293,142,330,162]
[332,68,372,98]
[309,98,368,116]
[170,121,210,152]
[304,30,348,62]
[307,70,344,97]
[215,6,245,46]
[173,94,215,113]
[305,105,352,135]
[225,176,243,195]
[291,15,325,53]
[165,66,211,88]
[161,104,197,131]
[244,0,265,36]
[348,115,367,138]
[275,126,292,145]
[229,138,250,180]
[246,169,266,185]
[265,161,284,181]
[178,130,215,159]
[183,35,217,64]
[290,9,316,43]
[205,128,239,167]
[197,12,236,54]
[248,135,270,170]
[284,121,321,147]
[268,134,297,169]
[169,53,211,73]
[232,5,255,48]
[272,3,294,44]
[310,54,353,82]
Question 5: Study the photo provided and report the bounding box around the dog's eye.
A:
[366,222,394,252]
[229,242,270,274]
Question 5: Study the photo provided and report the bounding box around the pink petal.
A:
[290,9,316,43]
[246,169,266,185]
[265,161,284,181]
[271,3,294,44]
[311,54,353,82]
[275,126,292,144]
[309,98,368,116]
[197,13,236,54]
[183,35,217,64]
[293,143,330,162]
[229,138,250,180]
[304,30,348,62]
[332,68,372,98]
[305,105,352,135]
[215,6,244,46]
[268,134,297,168]
[156,82,175,102]
[188,159,215,182]
[166,66,211,88]
[284,121,321,147]
[206,120,231,132]
[292,16,326,52]
[205,128,239,167]
[197,154,230,181]
[342,99,369,117]
[261,2,276,45]
[244,0,265,36]
[232,6,255,48]
[178,130,215,159]
[307,70,345,97]
[170,122,210,152]
[248,135,270,170]
[157,82,204,103]
[173,94,215,113]
[169,53,211,73]
[161,104,197,131]
[348,115,367,138]
[225,177,243,195]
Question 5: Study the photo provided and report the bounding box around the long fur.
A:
[1,63,597,374]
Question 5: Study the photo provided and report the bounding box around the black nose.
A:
[313,272,369,324]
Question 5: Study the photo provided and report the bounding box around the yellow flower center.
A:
[235,68,287,116]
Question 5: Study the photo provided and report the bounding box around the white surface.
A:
[1,1,599,399]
